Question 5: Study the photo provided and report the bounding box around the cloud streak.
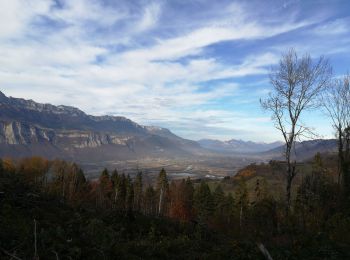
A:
[0,0,349,141]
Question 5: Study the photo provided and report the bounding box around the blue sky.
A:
[0,0,349,142]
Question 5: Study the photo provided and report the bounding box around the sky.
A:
[0,0,349,142]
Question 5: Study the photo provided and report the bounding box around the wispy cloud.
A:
[0,0,348,141]
[313,17,350,36]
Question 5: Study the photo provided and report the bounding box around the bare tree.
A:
[322,75,350,182]
[261,49,332,210]
[322,75,350,190]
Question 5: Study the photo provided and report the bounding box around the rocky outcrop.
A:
[0,120,133,148]
[0,121,54,144]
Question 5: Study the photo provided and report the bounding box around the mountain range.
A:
[260,139,337,160]
[198,139,284,154]
[0,91,337,163]
[0,91,206,162]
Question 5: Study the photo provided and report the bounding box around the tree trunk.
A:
[257,243,274,260]
[285,142,294,213]
[286,178,292,212]
[239,202,243,230]
[34,219,38,260]
[343,128,350,200]
[338,127,344,186]
[158,188,164,215]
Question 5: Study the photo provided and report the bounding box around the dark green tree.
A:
[126,175,134,214]
[194,181,213,225]
[133,171,143,212]
[144,185,157,215]
[116,173,127,211]
[156,168,169,215]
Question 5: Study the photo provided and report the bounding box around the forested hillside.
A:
[1,155,350,259]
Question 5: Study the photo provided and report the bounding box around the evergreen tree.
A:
[144,185,157,215]
[224,193,235,226]
[110,169,119,208]
[133,171,143,212]
[194,181,213,225]
[212,185,226,227]
[116,173,127,211]
[156,168,169,215]
[126,175,134,214]
[235,179,249,231]
[111,169,119,187]
[184,177,194,220]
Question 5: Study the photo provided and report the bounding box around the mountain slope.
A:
[261,139,337,161]
[198,138,283,154]
[0,91,205,161]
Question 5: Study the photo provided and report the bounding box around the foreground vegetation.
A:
[0,153,350,259]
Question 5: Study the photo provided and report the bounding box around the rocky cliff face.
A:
[0,120,132,148]
[0,121,136,148]
[0,121,54,145]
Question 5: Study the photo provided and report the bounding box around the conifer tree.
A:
[235,179,249,230]
[126,175,134,214]
[144,185,157,215]
[133,171,143,212]
[157,168,169,215]
[194,181,213,224]
[116,173,127,210]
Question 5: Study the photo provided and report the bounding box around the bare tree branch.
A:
[261,48,332,210]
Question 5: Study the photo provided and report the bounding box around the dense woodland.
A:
[0,152,350,259]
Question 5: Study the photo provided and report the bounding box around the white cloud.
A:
[313,18,350,36]
[0,0,51,38]
[50,0,126,27]
[136,2,161,32]
[119,18,309,63]
[0,0,339,141]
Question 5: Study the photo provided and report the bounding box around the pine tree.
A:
[235,179,248,230]
[144,185,157,215]
[126,175,134,214]
[184,177,194,220]
[111,169,119,208]
[133,171,143,212]
[157,168,169,215]
[194,181,213,225]
[116,173,127,210]
[212,185,225,227]
[111,169,119,187]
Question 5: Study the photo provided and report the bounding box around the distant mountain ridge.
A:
[0,91,206,161]
[198,138,284,154]
[261,139,337,161]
